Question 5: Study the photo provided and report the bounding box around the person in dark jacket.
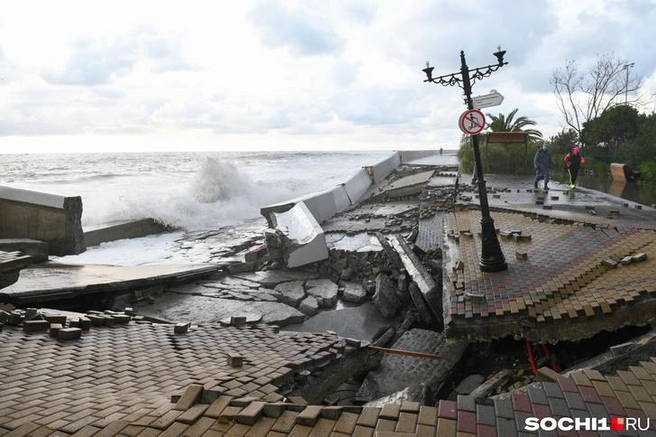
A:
[564,146,586,189]
[534,143,552,189]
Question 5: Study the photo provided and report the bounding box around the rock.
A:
[372,273,401,318]
[306,279,339,308]
[455,374,485,395]
[262,305,306,326]
[342,282,368,304]
[299,296,319,316]
[274,281,306,307]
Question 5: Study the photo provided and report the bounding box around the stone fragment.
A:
[228,353,243,367]
[174,323,190,334]
[24,319,49,333]
[299,296,319,316]
[78,317,91,330]
[0,310,9,324]
[516,250,528,260]
[373,273,401,319]
[57,327,82,341]
[342,282,368,304]
[601,258,618,268]
[44,315,67,325]
[621,256,633,266]
[230,316,247,326]
[274,280,306,307]
[633,253,647,262]
[305,279,339,308]
[49,323,63,337]
[261,305,305,327]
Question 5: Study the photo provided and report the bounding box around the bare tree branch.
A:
[550,53,642,143]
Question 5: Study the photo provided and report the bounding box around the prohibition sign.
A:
[458,109,486,135]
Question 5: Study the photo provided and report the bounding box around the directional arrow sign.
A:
[472,90,504,109]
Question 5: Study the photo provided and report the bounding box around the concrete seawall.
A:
[0,186,85,256]
[260,150,441,267]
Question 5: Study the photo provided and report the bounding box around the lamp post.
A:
[423,49,508,273]
[623,62,634,104]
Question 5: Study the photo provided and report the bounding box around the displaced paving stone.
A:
[274,281,307,307]
[372,273,401,319]
[23,319,49,333]
[299,296,319,316]
[57,327,82,341]
[342,282,368,304]
[305,279,339,308]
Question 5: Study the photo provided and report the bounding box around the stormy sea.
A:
[2,151,392,265]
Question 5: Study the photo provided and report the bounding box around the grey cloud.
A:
[44,27,195,86]
[250,1,344,56]
[331,87,426,126]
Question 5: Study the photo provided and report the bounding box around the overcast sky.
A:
[1,0,655,153]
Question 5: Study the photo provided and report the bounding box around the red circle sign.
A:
[459,109,486,135]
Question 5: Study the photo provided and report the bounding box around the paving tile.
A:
[457,410,476,434]
[512,393,532,413]
[496,417,518,437]
[417,406,438,426]
[436,418,456,437]
[528,384,549,405]
[395,412,417,432]
[356,408,380,428]
[476,404,496,426]
[351,425,374,437]
[437,400,457,419]
[493,396,514,419]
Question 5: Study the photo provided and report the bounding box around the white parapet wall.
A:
[343,168,373,204]
[272,201,329,268]
[0,185,85,256]
[399,150,440,164]
[365,152,402,183]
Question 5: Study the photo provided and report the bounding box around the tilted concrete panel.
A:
[299,190,337,224]
[343,169,373,204]
[330,185,351,213]
[0,186,85,256]
[366,153,402,183]
[272,202,328,268]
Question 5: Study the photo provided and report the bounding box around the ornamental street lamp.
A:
[423,49,508,273]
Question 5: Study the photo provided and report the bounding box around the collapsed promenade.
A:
[2,150,656,436]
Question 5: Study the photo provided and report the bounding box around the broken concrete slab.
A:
[268,202,329,268]
[132,293,305,327]
[231,270,318,288]
[372,273,401,319]
[305,279,339,308]
[299,295,319,316]
[387,235,441,326]
[0,263,220,306]
[374,170,435,199]
[342,282,368,304]
[274,281,306,307]
[283,302,390,341]
[356,329,468,401]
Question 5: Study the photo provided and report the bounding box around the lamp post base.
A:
[479,217,508,273]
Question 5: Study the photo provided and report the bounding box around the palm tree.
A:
[486,108,543,142]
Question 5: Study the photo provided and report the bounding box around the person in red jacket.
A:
[564,146,585,189]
